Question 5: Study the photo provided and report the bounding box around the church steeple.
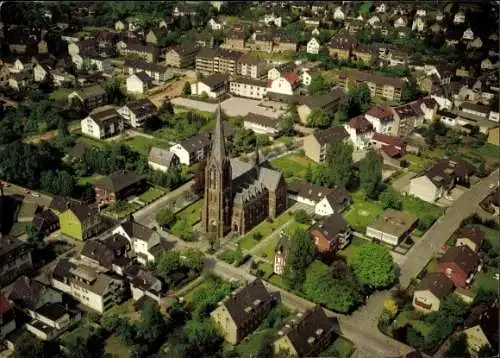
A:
[211,104,226,164]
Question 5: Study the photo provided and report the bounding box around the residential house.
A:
[146,28,166,45]
[8,276,81,340]
[273,306,335,357]
[0,235,33,286]
[411,16,426,32]
[0,295,16,339]
[191,73,229,99]
[333,7,345,21]
[116,41,158,63]
[81,105,124,139]
[459,102,490,120]
[371,133,406,158]
[463,300,499,355]
[112,218,167,264]
[267,72,300,97]
[165,44,199,68]
[409,158,476,203]
[274,34,298,53]
[115,20,128,32]
[8,72,30,90]
[51,70,75,87]
[366,209,418,246]
[438,246,481,288]
[249,32,274,53]
[32,209,60,237]
[394,16,408,28]
[58,202,103,241]
[68,85,107,111]
[488,127,499,146]
[429,23,443,34]
[243,113,279,136]
[208,17,225,31]
[230,77,268,100]
[328,33,357,60]
[158,16,174,29]
[124,60,173,82]
[338,69,406,102]
[455,227,485,253]
[195,48,244,76]
[307,37,320,55]
[169,134,211,166]
[412,272,454,313]
[288,181,351,216]
[118,98,156,128]
[351,44,374,63]
[344,115,374,150]
[93,170,144,204]
[267,62,297,81]
[262,13,282,27]
[51,258,128,314]
[237,56,267,80]
[128,267,164,303]
[375,2,387,13]
[126,72,152,94]
[303,126,348,163]
[365,106,394,134]
[33,63,51,82]
[11,57,33,73]
[79,239,132,274]
[68,39,96,58]
[148,147,179,173]
[462,28,474,41]
[222,31,246,51]
[211,279,273,344]
[311,214,351,254]
[367,15,381,28]
[391,102,424,137]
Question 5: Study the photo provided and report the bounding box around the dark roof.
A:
[169,43,199,56]
[464,300,499,346]
[9,276,48,310]
[148,147,177,167]
[456,226,485,247]
[123,42,158,54]
[102,234,130,251]
[415,272,454,298]
[231,77,267,87]
[339,69,406,89]
[124,60,167,73]
[347,115,373,133]
[329,33,358,49]
[222,279,272,328]
[288,181,349,206]
[460,102,490,114]
[120,219,155,242]
[132,71,152,84]
[196,47,244,61]
[178,133,211,153]
[88,106,122,128]
[393,103,419,119]
[35,303,69,321]
[94,170,143,193]
[32,209,59,231]
[297,91,344,109]
[66,142,91,159]
[372,133,404,148]
[68,203,99,222]
[80,240,115,269]
[200,73,229,89]
[0,236,28,264]
[312,126,348,145]
[243,113,279,129]
[49,196,82,213]
[279,305,334,357]
[0,295,13,320]
[312,214,349,242]
[424,158,476,187]
[75,85,106,100]
[439,246,480,276]
[123,98,156,117]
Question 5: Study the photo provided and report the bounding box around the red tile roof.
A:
[366,106,393,122]
[347,115,373,134]
[284,72,300,85]
[372,132,405,148]
[381,145,401,158]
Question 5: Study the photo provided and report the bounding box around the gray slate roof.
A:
[148,147,177,167]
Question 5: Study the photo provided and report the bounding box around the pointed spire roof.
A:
[211,104,226,163]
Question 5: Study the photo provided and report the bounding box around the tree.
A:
[284,229,317,289]
[350,243,396,289]
[156,251,181,280]
[27,224,44,249]
[12,332,60,358]
[308,75,331,95]
[293,209,311,224]
[62,324,105,358]
[181,318,224,357]
[155,206,176,227]
[359,150,382,199]
[134,301,167,345]
[445,334,470,358]
[172,217,195,241]
[304,164,312,182]
[379,187,403,210]
[182,248,205,272]
[182,81,192,96]
[319,140,354,188]
[278,114,295,136]
[401,76,421,102]
[346,83,372,117]
[307,108,330,128]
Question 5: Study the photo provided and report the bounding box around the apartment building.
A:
[165,44,199,68]
[230,77,268,99]
[0,235,33,286]
[195,48,244,75]
[238,56,267,79]
[116,41,158,63]
[338,69,406,102]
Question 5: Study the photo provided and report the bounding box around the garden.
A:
[270,154,317,180]
[138,187,166,204]
[237,211,294,251]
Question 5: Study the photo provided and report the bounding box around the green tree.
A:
[155,206,176,227]
[293,209,311,224]
[401,76,421,102]
[307,108,330,128]
[324,140,354,187]
[62,324,105,358]
[156,251,181,280]
[27,224,44,249]
[182,318,223,357]
[182,81,192,96]
[359,150,382,199]
[278,114,295,136]
[172,217,195,241]
[308,75,331,95]
[445,334,470,358]
[12,332,60,358]
[304,163,313,182]
[134,301,167,345]
[379,187,403,210]
[182,248,205,272]
[284,229,317,289]
[350,243,396,289]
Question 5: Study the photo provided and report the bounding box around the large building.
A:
[195,48,244,76]
[202,105,287,238]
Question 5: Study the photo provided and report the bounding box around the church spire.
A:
[211,104,226,163]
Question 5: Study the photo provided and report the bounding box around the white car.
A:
[31,192,40,198]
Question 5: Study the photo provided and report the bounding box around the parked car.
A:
[31,192,40,198]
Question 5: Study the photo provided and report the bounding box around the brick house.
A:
[311,213,351,254]
[455,226,485,253]
[438,246,481,288]
[93,170,145,204]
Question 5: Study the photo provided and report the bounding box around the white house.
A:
[112,219,164,265]
[148,147,179,173]
[412,16,426,32]
[375,2,387,13]
[306,37,320,54]
[312,27,320,36]
[12,58,32,73]
[431,93,453,110]
[343,115,374,150]
[394,16,408,28]
[191,73,229,99]
[117,98,156,128]
[169,134,211,166]
[229,77,268,100]
[81,106,124,139]
[263,13,282,27]
[416,9,427,17]
[208,17,224,31]
[364,106,394,134]
[33,64,50,82]
[115,20,127,31]
[267,73,300,96]
[333,7,345,21]
[126,72,152,94]
[462,28,474,41]
[368,15,381,27]
[453,11,466,24]
[301,70,312,86]
[243,113,279,136]
[413,273,455,314]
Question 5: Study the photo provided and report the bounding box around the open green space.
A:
[474,266,500,293]
[256,261,274,278]
[481,225,500,250]
[402,196,444,225]
[255,233,281,259]
[471,143,500,159]
[138,187,165,204]
[238,212,293,251]
[49,88,73,102]
[175,200,203,226]
[105,299,135,316]
[103,201,142,219]
[271,154,316,180]
[77,174,103,186]
[321,337,355,358]
[358,1,373,14]
[343,200,384,233]
[121,135,170,155]
[105,335,131,358]
[183,280,211,303]
[337,236,366,264]
[76,135,105,148]
[401,153,437,173]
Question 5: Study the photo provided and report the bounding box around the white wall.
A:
[170,144,191,165]
[408,176,441,203]
[314,197,334,216]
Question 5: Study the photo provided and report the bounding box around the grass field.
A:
[49,88,73,102]
[401,153,437,173]
[138,187,165,204]
[482,226,500,250]
[238,212,293,251]
[338,236,365,264]
[105,335,130,358]
[474,267,499,293]
[76,135,105,148]
[402,196,444,225]
[175,200,203,226]
[255,233,281,259]
[473,143,500,159]
[270,154,316,180]
[321,337,355,358]
[121,136,170,155]
[183,280,210,303]
[77,174,103,186]
[343,200,384,232]
[104,202,142,219]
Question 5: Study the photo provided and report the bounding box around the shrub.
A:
[294,209,311,224]
[252,232,263,241]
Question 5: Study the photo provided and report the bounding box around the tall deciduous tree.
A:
[284,229,317,289]
[308,76,331,95]
[307,108,330,128]
[350,243,396,289]
[155,206,176,227]
[359,150,382,199]
[182,81,192,96]
[323,140,354,187]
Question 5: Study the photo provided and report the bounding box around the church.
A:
[202,105,288,238]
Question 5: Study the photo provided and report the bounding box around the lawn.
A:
[103,202,142,219]
[255,233,281,259]
[256,261,274,278]
[105,335,130,358]
[343,200,384,232]
[481,225,500,250]
[238,212,293,251]
[77,174,103,186]
[338,236,365,264]
[474,266,500,294]
[76,135,105,148]
[321,337,355,358]
[402,196,444,226]
[138,187,165,204]
[401,153,436,173]
[175,200,203,226]
[270,154,316,180]
[236,329,274,358]
[183,281,210,303]
[49,88,73,102]
[358,1,373,14]
[473,143,500,159]
[121,136,170,155]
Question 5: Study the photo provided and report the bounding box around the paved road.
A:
[1,182,52,208]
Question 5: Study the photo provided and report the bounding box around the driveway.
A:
[391,171,416,193]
